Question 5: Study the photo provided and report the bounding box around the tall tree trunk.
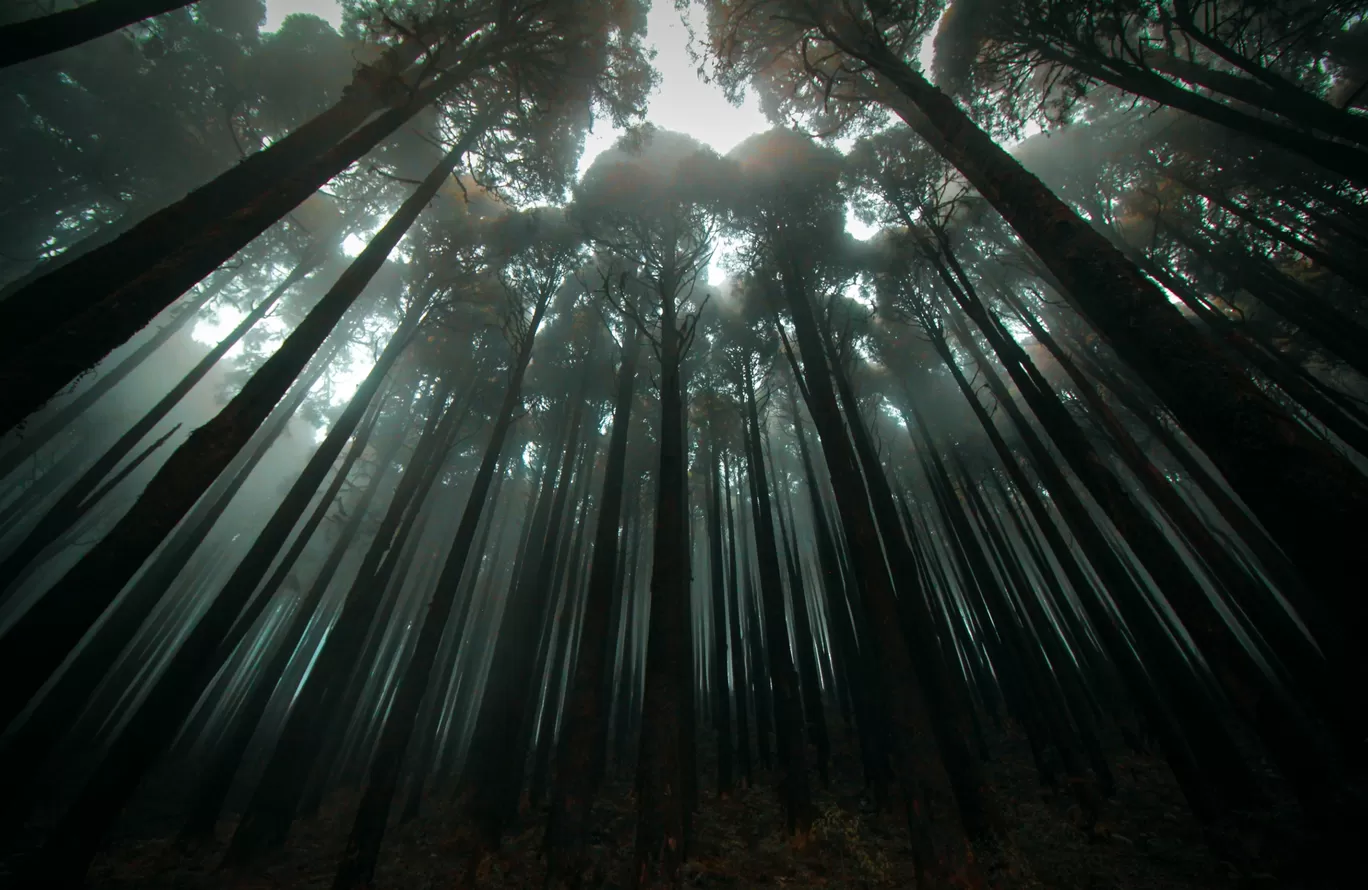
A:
[706,437,734,796]
[466,384,590,847]
[225,374,461,863]
[786,388,883,788]
[0,333,338,735]
[773,254,971,885]
[177,401,403,839]
[741,365,812,837]
[924,308,1251,824]
[836,24,1368,649]
[0,91,496,434]
[14,297,423,887]
[945,260,1344,825]
[0,138,462,749]
[546,330,642,886]
[721,451,753,788]
[632,287,692,889]
[0,270,226,475]
[330,283,554,890]
[0,257,317,596]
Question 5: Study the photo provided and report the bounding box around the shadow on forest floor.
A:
[68,721,1313,890]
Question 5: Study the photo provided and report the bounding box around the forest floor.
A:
[64,718,1334,890]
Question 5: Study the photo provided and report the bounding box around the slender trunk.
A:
[330,287,553,890]
[843,29,1368,649]
[707,438,734,796]
[179,410,402,839]
[17,298,422,888]
[0,139,460,748]
[547,331,642,885]
[0,272,224,474]
[0,258,316,595]
[722,451,753,788]
[741,365,812,837]
[466,388,589,845]
[226,374,460,863]
[929,308,1253,822]
[773,252,973,884]
[0,90,496,434]
[0,335,337,735]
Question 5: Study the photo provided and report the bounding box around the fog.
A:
[0,2,1365,889]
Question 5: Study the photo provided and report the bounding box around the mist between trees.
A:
[0,1,1366,889]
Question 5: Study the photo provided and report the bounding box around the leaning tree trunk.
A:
[330,285,554,890]
[0,270,227,480]
[721,451,754,788]
[0,0,203,68]
[840,25,1368,650]
[225,376,461,865]
[773,254,972,887]
[178,401,404,840]
[465,381,590,849]
[14,295,425,887]
[0,139,464,756]
[0,86,496,434]
[0,256,318,596]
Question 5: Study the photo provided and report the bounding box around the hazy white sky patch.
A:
[265,0,343,31]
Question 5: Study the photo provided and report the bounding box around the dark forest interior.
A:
[0,1,1365,888]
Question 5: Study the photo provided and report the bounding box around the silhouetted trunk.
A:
[706,438,734,796]
[226,375,461,864]
[774,249,990,885]
[15,298,424,887]
[0,91,495,434]
[0,257,317,596]
[945,258,1342,826]
[1143,49,1368,146]
[465,388,589,846]
[805,274,997,843]
[0,334,338,735]
[0,137,462,759]
[546,330,642,886]
[179,407,403,839]
[0,0,200,68]
[301,392,477,817]
[721,451,752,788]
[925,308,1247,825]
[632,282,692,889]
[741,365,811,836]
[775,484,829,787]
[330,284,553,890]
[786,388,883,787]
[0,272,225,477]
[841,27,1368,653]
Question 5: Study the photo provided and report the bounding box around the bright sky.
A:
[204,1,873,413]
